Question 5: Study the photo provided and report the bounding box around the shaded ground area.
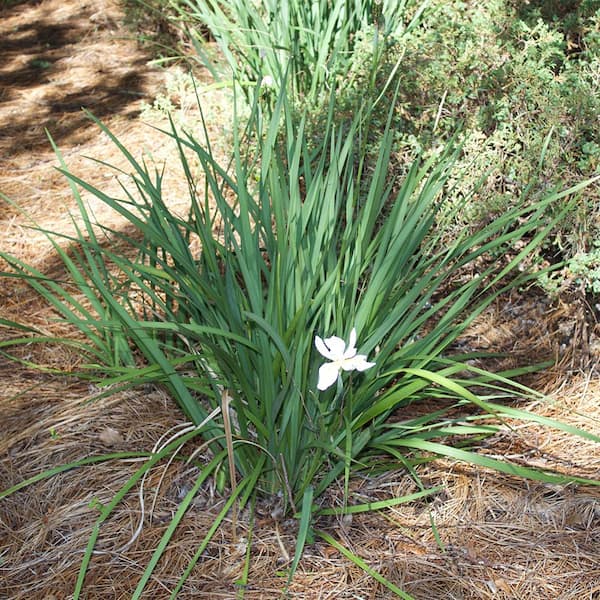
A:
[1,1,600,599]
[0,0,147,157]
[0,0,167,238]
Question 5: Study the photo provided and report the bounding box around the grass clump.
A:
[168,0,427,107]
[2,82,599,595]
[2,1,600,596]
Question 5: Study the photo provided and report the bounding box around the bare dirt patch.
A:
[1,1,600,599]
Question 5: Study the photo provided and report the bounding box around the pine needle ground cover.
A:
[1,0,600,598]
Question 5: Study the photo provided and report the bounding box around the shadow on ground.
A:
[0,0,153,158]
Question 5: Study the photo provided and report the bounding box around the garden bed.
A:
[1,1,599,598]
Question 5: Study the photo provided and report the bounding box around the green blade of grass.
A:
[315,529,415,599]
[0,452,151,500]
[287,485,314,586]
[315,486,444,516]
[389,438,600,486]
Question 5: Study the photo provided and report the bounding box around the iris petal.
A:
[323,335,347,358]
[317,362,340,391]
[314,335,333,360]
[346,328,357,354]
[351,355,376,372]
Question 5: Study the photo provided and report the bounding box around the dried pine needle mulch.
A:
[1,300,599,600]
[2,0,600,598]
[1,361,600,599]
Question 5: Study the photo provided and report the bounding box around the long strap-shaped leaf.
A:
[73,425,216,599]
[315,529,415,599]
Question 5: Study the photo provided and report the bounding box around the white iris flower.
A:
[314,328,375,391]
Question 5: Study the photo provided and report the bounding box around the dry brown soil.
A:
[1,1,600,599]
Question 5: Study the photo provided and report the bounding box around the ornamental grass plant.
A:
[171,0,428,106]
[2,80,599,596]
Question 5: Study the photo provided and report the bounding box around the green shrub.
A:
[565,245,600,294]
[383,0,600,292]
